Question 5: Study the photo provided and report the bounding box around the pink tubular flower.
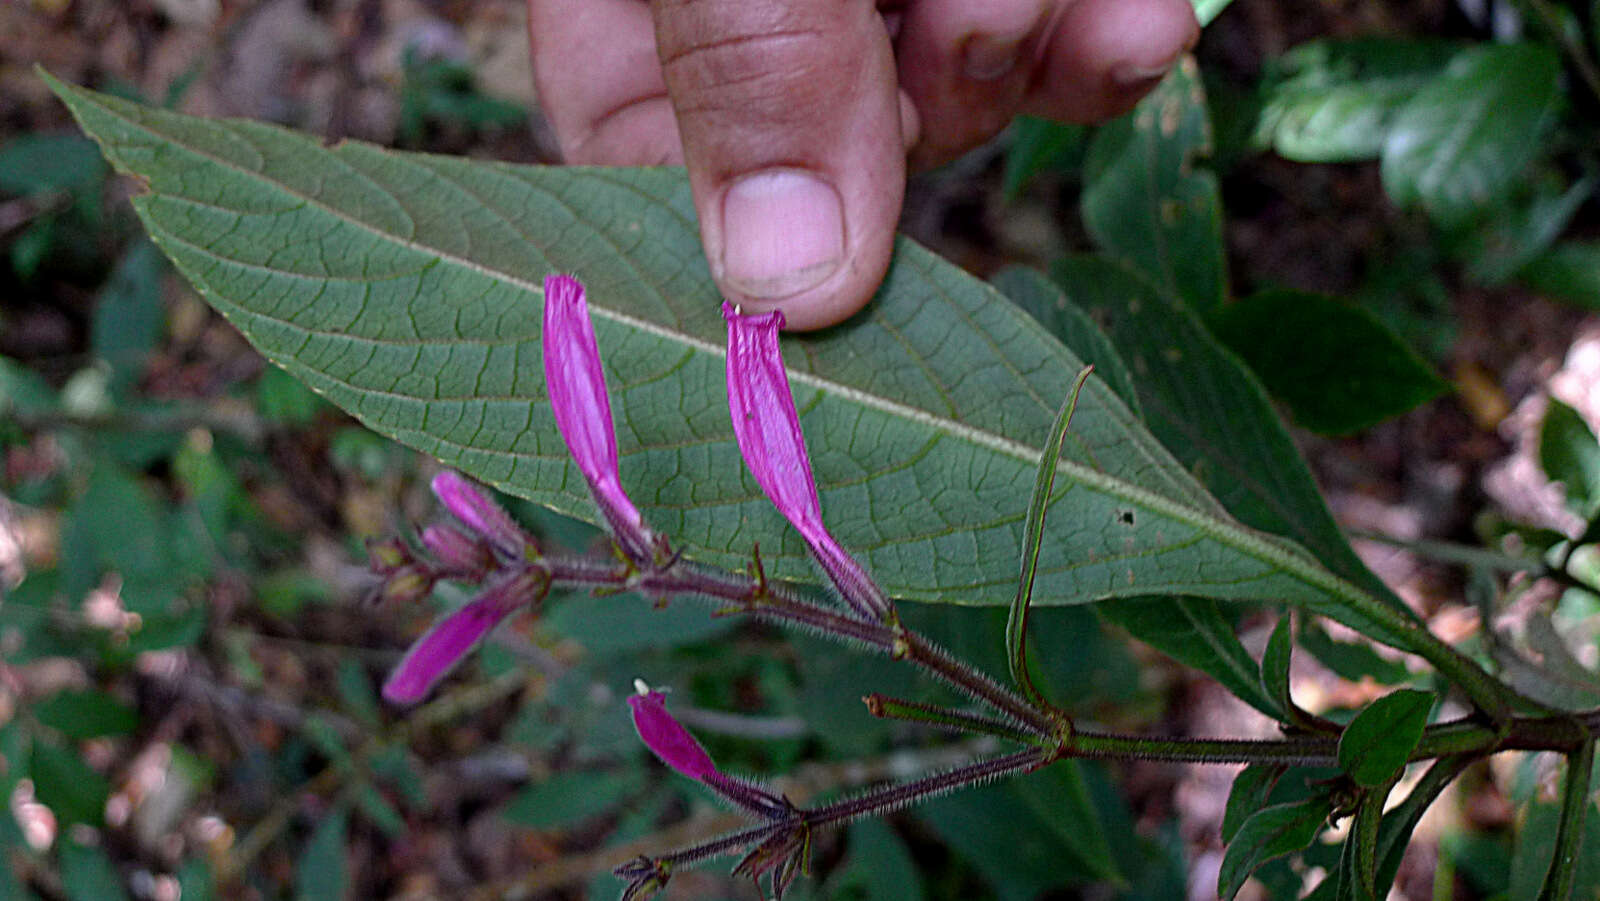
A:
[721,303,888,620]
[627,682,718,781]
[542,274,661,565]
[381,567,549,704]
[628,680,791,819]
[431,471,535,561]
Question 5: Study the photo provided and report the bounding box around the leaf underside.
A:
[48,73,1391,632]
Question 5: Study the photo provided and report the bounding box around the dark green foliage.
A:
[1218,797,1330,900]
[1207,290,1449,436]
[1336,689,1433,787]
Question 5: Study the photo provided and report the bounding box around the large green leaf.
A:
[988,265,1139,414]
[47,75,1403,634]
[1381,43,1562,228]
[60,837,130,901]
[1082,57,1227,311]
[1207,289,1450,436]
[1254,39,1460,162]
[1521,241,1600,309]
[918,761,1124,898]
[1001,116,1085,201]
[1050,257,1405,610]
[1097,596,1279,717]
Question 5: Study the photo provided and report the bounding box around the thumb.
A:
[650,0,910,330]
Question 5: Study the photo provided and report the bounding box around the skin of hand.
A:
[527,0,1199,330]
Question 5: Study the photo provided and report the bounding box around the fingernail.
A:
[720,170,844,300]
[962,34,1021,81]
[1111,61,1173,88]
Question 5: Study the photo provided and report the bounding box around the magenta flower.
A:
[721,303,888,620]
[628,680,790,819]
[430,471,535,561]
[543,274,663,565]
[628,682,718,780]
[382,567,549,704]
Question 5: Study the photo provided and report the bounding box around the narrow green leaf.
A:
[294,807,349,901]
[301,713,351,768]
[91,240,167,393]
[1260,616,1293,720]
[1521,241,1600,309]
[1051,256,1407,612]
[1254,39,1460,162]
[1218,797,1329,900]
[1381,43,1562,227]
[30,739,110,826]
[1208,290,1449,435]
[1540,399,1600,515]
[45,74,1409,628]
[1298,625,1412,686]
[32,689,138,739]
[59,837,130,901]
[1345,784,1389,900]
[1372,755,1474,896]
[1510,792,1600,900]
[1523,616,1600,704]
[334,659,382,729]
[1222,764,1286,844]
[1538,738,1595,901]
[354,782,406,838]
[1008,365,1093,708]
[989,266,1140,413]
[1099,597,1280,718]
[1337,689,1433,788]
[1082,58,1227,311]
[1001,117,1085,200]
[1463,174,1596,286]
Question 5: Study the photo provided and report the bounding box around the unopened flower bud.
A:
[379,566,435,606]
[367,536,415,574]
[420,523,494,577]
[430,471,536,561]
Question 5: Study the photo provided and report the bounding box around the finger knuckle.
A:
[656,4,858,129]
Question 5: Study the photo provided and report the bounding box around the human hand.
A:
[527,0,1198,330]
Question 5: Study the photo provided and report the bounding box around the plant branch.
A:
[1349,529,1546,575]
[543,551,1055,736]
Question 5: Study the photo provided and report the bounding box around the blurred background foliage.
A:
[2,1,1600,899]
